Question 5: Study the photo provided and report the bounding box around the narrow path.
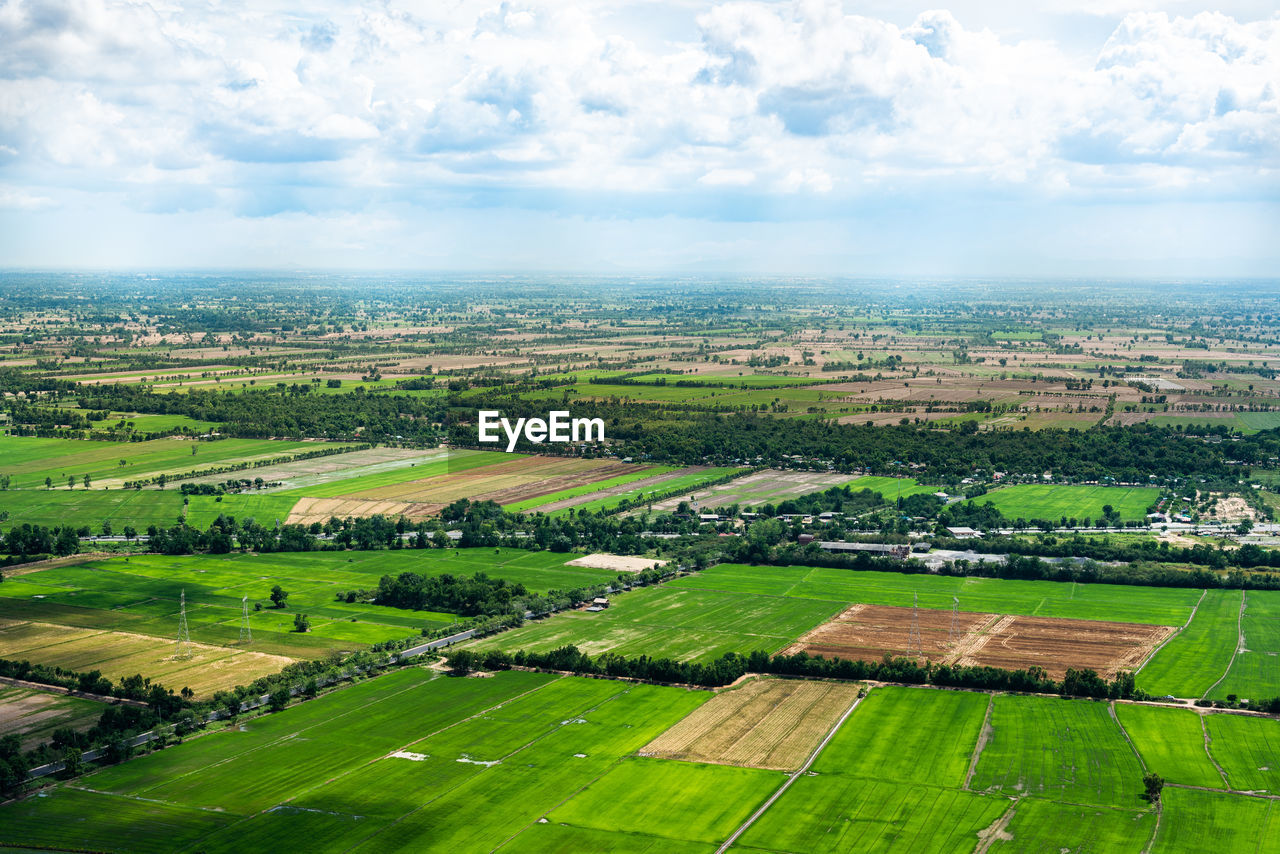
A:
[1200,714,1231,790]
[1110,701,1148,771]
[964,694,995,791]
[1202,590,1246,700]
[1137,589,1205,676]
[973,800,1019,854]
[714,688,866,854]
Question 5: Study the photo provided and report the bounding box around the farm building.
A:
[946,526,982,539]
[586,597,611,612]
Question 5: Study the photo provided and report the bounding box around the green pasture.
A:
[1151,788,1280,854]
[0,549,617,660]
[842,475,940,501]
[672,563,1200,626]
[971,694,1146,806]
[990,800,1155,854]
[1208,589,1280,701]
[1114,704,1226,789]
[1138,590,1242,698]
[967,483,1161,522]
[466,585,841,662]
[0,488,184,530]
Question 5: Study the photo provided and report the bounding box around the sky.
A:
[0,0,1277,275]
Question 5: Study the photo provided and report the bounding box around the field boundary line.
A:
[1202,589,1246,700]
[1109,701,1148,772]
[1199,714,1231,790]
[713,685,866,854]
[973,798,1019,854]
[1136,588,1206,676]
[964,694,995,791]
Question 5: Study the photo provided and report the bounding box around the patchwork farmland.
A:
[6,668,1278,853]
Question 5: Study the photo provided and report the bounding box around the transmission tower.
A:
[908,592,922,658]
[176,589,192,659]
[949,596,960,648]
[239,595,252,644]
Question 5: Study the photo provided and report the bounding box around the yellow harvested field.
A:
[639,678,860,771]
[0,619,294,698]
[287,496,425,525]
[346,456,643,504]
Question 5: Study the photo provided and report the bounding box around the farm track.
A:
[1202,590,1247,700]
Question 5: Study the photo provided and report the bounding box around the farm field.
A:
[842,475,941,500]
[671,563,1201,626]
[0,488,184,531]
[639,677,860,770]
[0,683,107,751]
[182,445,449,492]
[1151,788,1280,854]
[504,465,678,512]
[967,483,1161,522]
[0,435,353,490]
[0,549,617,689]
[558,466,748,515]
[1114,703,1227,789]
[466,586,842,662]
[1,657,1278,850]
[1208,589,1280,701]
[0,618,294,697]
[970,694,1146,805]
[782,603,1172,679]
[1138,590,1242,698]
[1203,712,1280,793]
[644,468,858,513]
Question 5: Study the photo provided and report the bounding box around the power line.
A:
[176,589,192,659]
[239,595,252,644]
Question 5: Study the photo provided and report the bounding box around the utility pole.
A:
[176,589,192,659]
[239,595,252,644]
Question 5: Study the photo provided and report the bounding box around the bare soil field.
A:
[782,604,1173,679]
[287,496,427,525]
[646,468,854,512]
[566,554,668,573]
[534,466,711,514]
[639,678,860,770]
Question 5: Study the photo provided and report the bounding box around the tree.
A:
[67,475,76,490]
[123,525,137,542]
[270,585,288,608]
[45,476,52,490]
[1143,771,1164,803]
[101,520,113,537]
[269,687,290,712]
[0,474,9,490]
[83,474,91,488]
[448,649,477,675]
[293,612,310,632]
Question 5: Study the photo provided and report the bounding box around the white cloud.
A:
[0,1,1276,269]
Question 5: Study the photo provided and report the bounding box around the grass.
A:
[990,799,1155,854]
[1204,713,1280,794]
[843,475,940,501]
[1150,788,1280,854]
[968,483,1161,522]
[555,467,748,515]
[1114,704,1226,789]
[672,563,1198,626]
[1138,590,1242,698]
[809,686,988,788]
[547,759,781,844]
[733,778,1008,854]
[971,694,1146,807]
[504,465,678,512]
[1209,589,1280,701]
[465,586,841,662]
[0,549,619,690]
[184,493,300,527]
[0,488,184,530]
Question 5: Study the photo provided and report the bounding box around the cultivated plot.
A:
[1139,590,1243,699]
[1114,703,1226,789]
[644,468,858,512]
[966,483,1161,523]
[0,683,106,751]
[782,603,1172,679]
[640,677,860,770]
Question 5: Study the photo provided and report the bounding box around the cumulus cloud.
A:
[0,0,1276,269]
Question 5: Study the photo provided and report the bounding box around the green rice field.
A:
[967,483,1162,522]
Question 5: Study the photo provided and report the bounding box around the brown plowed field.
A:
[638,678,861,771]
[781,604,1174,679]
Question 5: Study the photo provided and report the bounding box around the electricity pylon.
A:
[176,589,192,659]
[239,595,252,643]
